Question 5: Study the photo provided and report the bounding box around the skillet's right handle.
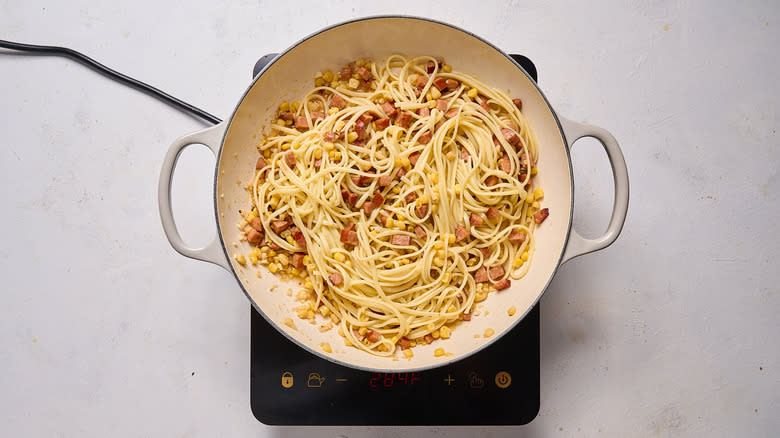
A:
[559,118,629,264]
[158,121,230,270]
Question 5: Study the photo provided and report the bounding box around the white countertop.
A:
[1,1,777,436]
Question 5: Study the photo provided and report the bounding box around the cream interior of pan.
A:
[214,17,572,372]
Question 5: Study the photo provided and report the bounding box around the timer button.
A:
[495,371,512,389]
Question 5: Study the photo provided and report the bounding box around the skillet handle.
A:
[158,122,230,270]
[559,118,629,264]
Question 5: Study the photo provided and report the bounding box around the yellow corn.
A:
[344,338,352,346]
[403,349,414,358]
[334,252,346,262]
[322,70,334,82]
[304,280,314,290]
[296,307,308,319]
[431,87,442,100]
[508,306,517,316]
[532,201,540,209]
[320,342,332,353]
[433,242,443,250]
[279,102,290,112]
[268,263,279,273]
[331,80,339,88]
[531,166,538,175]
[356,58,365,67]
[446,151,456,161]
[432,329,440,339]
[291,102,300,111]
[426,323,436,332]
[409,340,417,347]
[441,273,450,283]
[513,257,524,269]
[281,143,290,151]
[314,78,325,87]
[484,328,495,338]
[439,326,451,339]
[467,88,478,98]
[275,119,285,126]
[429,172,439,184]
[234,254,247,266]
[434,348,445,357]
[475,290,487,302]
[448,234,456,245]
[433,257,444,267]
[312,148,323,160]
[347,78,360,89]
[533,188,544,199]
[447,305,457,313]
[334,151,342,161]
[359,327,368,336]
[347,131,359,143]
[454,184,462,195]
[319,305,330,317]
[442,64,452,73]
[521,251,529,261]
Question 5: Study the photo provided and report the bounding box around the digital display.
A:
[368,372,420,388]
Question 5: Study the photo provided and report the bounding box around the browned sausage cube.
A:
[501,128,520,147]
[391,234,411,246]
[397,111,413,128]
[512,98,523,111]
[381,102,397,118]
[375,118,390,131]
[455,224,469,242]
[366,330,382,342]
[271,220,289,233]
[489,265,505,281]
[418,130,432,144]
[509,229,526,244]
[330,94,347,109]
[255,156,267,170]
[279,111,295,121]
[408,151,421,166]
[417,107,430,117]
[445,79,460,90]
[533,208,549,224]
[284,151,296,167]
[470,213,484,227]
[473,267,488,283]
[494,278,511,290]
[356,66,372,81]
[416,74,428,89]
[486,207,500,220]
[250,217,264,232]
[415,204,428,218]
[445,108,459,119]
[414,225,427,239]
[329,272,344,286]
[295,116,309,130]
[436,99,448,112]
[291,253,305,269]
[247,228,263,244]
[340,66,352,81]
[433,77,448,91]
[486,175,499,186]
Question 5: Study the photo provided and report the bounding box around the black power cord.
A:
[0,39,221,124]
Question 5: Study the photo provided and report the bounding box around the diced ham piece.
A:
[474,267,488,283]
[329,272,344,286]
[460,149,471,162]
[381,102,397,118]
[279,111,294,121]
[533,208,550,224]
[414,225,427,239]
[247,228,263,244]
[494,278,511,290]
[360,113,374,123]
[340,66,352,81]
[486,175,499,186]
[375,118,390,131]
[355,119,368,139]
[426,60,436,74]
[330,94,347,109]
[291,253,305,269]
[478,246,491,258]
[445,107,459,119]
[323,131,336,142]
[415,74,428,89]
[486,207,500,220]
[268,240,281,250]
[417,107,430,117]
[501,128,521,147]
[499,154,512,174]
[436,99,448,112]
[415,204,428,218]
[418,130,431,144]
[291,227,306,250]
[433,77,448,91]
[356,66,372,81]
[310,111,325,122]
[509,229,526,244]
[476,95,491,111]
[399,337,411,349]
[397,111,413,129]
[271,220,290,233]
[340,229,358,246]
[435,120,444,132]
[455,224,469,242]
[250,217,264,232]
[362,191,384,214]
[445,79,459,90]
[314,159,322,168]
[378,209,391,226]
[256,156,268,170]
[408,151,421,166]
[521,152,532,169]
[489,265,505,281]
[424,334,434,344]
[461,312,471,321]
[512,98,523,111]
[404,192,417,203]
[366,330,382,342]
[396,167,407,178]
[378,174,393,187]
[341,190,358,207]
[295,116,308,130]
[470,213,484,227]
[391,234,411,246]
[284,151,296,168]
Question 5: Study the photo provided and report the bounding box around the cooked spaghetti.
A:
[238,55,549,357]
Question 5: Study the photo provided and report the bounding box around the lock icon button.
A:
[281,371,294,388]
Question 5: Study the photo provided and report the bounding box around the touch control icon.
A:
[467,372,485,389]
[281,371,294,388]
[307,372,326,388]
[495,371,512,389]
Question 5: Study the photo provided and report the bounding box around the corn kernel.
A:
[433,242,443,250]
[532,201,540,209]
[347,78,360,89]
[475,290,487,302]
[345,260,352,267]
[447,305,457,313]
[334,151,342,161]
[322,70,334,82]
[248,253,258,265]
[442,64,452,73]
[432,329,440,339]
[344,338,352,346]
[513,257,524,269]
[334,252,346,262]
[291,102,300,111]
[433,257,444,267]
[431,87,441,100]
[331,80,339,88]
[356,58,365,67]
[484,328,495,338]
[429,172,439,184]
[358,327,368,336]
[277,253,290,267]
[304,280,314,290]
[467,88,479,98]
[268,263,279,273]
[314,78,326,87]
[347,131,358,143]
[508,306,517,316]
[447,234,456,245]
[521,251,529,261]
[533,188,544,200]
[446,151,456,161]
[281,143,290,151]
[439,326,451,339]
[320,342,332,353]
[531,166,538,175]
[285,235,295,245]
[296,307,308,319]
[234,254,247,266]
[409,340,417,347]
[319,305,331,317]
[279,102,290,112]
[327,107,339,116]
[426,323,436,332]
[324,142,335,152]
[403,349,414,358]
[307,310,315,320]
[275,119,285,126]
[434,348,445,357]
[454,184,462,195]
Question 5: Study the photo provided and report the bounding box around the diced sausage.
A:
[433,77,448,91]
[284,151,296,167]
[330,94,347,109]
[478,246,491,258]
[378,173,393,187]
[533,208,549,224]
[295,116,309,130]
[499,154,512,174]
[494,278,511,290]
[340,229,358,246]
[250,217,264,232]
[408,151,421,166]
[521,152,532,169]
[423,334,434,344]
[470,213,483,227]
[329,272,344,286]
[489,265,505,281]
[291,227,307,250]
[360,113,374,123]
[391,234,411,246]
[271,220,290,233]
[397,111,413,128]
[340,66,352,81]
[414,225,427,239]
[396,167,407,178]
[435,120,444,132]
[375,118,390,131]
[291,253,305,269]
[509,229,526,244]
[362,191,384,213]
[460,149,471,162]
[486,207,500,220]
[366,330,382,343]
[341,190,359,207]
[415,204,428,218]
[501,128,521,147]
[445,107,459,119]
[415,74,428,89]
[313,159,322,168]
[476,95,490,111]
[378,209,392,226]
[255,156,268,170]
[461,312,471,321]
[356,66,372,81]
[279,111,295,121]
[426,60,436,74]
[436,99,448,112]
[512,98,523,111]
[417,107,430,117]
[404,192,417,203]
[486,175,499,186]
[343,222,356,232]
[418,130,431,144]
[399,337,411,349]
[445,79,459,90]
[323,131,336,142]
[474,267,488,283]
[247,228,264,244]
[268,240,281,250]
[381,102,397,118]
[355,119,368,139]
[455,224,469,242]
[311,112,326,123]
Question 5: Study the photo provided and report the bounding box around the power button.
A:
[495,371,511,389]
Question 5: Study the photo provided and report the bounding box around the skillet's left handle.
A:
[158,121,230,270]
[559,118,629,264]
